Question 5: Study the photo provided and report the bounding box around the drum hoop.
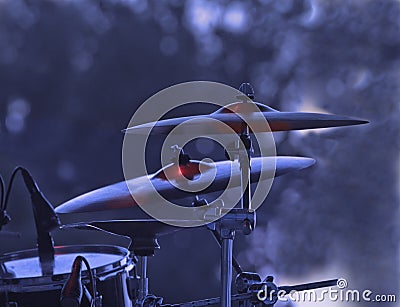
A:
[0,245,132,293]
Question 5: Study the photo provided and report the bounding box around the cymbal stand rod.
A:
[221,83,255,307]
[138,256,148,302]
[239,130,252,210]
[237,83,254,210]
[221,229,235,307]
[208,209,255,307]
[211,229,243,274]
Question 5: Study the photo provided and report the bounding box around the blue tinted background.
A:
[0,1,398,306]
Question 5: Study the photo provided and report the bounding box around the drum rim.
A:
[1,244,130,261]
[0,244,132,292]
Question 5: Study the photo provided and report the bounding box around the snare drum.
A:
[0,245,134,307]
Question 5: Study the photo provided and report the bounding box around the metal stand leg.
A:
[208,210,254,307]
[221,230,235,307]
[138,256,148,301]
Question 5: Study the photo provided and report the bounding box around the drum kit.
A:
[0,83,368,307]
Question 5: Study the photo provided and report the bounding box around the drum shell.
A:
[0,245,133,307]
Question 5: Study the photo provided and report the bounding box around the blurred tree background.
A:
[0,0,398,306]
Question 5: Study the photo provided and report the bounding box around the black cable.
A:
[2,166,24,211]
[79,256,96,307]
[0,174,11,229]
[1,166,27,229]
[0,175,4,209]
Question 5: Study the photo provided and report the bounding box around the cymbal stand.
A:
[126,237,163,307]
[208,208,255,307]
[211,84,255,307]
[138,256,148,302]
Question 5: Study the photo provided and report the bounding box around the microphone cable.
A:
[1,166,25,219]
[61,255,97,307]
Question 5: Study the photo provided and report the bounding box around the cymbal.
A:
[55,156,314,216]
[123,101,368,135]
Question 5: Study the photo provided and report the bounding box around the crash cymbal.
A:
[123,101,368,135]
[55,156,314,215]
